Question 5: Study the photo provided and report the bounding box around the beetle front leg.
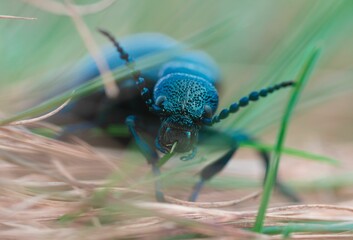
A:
[125,115,165,202]
[193,128,300,202]
[189,148,237,202]
[56,121,97,140]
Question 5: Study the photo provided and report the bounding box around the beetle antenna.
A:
[98,29,159,112]
[202,81,295,126]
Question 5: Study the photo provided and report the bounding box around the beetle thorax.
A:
[153,73,219,120]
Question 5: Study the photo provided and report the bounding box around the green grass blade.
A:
[239,142,339,165]
[261,221,353,235]
[253,46,321,233]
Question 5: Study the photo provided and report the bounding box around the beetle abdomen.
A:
[159,50,220,85]
[74,33,179,86]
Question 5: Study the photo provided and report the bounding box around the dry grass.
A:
[0,15,36,20]
[0,106,352,240]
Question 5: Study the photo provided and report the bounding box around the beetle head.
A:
[156,116,200,154]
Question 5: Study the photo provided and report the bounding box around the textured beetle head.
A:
[156,115,200,154]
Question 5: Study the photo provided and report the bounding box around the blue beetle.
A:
[53,30,298,202]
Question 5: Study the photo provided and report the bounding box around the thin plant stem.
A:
[253,46,321,232]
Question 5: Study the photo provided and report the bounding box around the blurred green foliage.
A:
[1,1,352,129]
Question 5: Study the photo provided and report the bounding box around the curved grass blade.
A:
[261,221,353,235]
[239,142,338,165]
[253,46,321,233]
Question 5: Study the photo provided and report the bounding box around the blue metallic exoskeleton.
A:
[54,30,298,202]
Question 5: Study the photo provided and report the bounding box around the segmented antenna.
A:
[203,81,295,126]
[98,29,158,111]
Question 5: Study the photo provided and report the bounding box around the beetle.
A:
[52,29,298,202]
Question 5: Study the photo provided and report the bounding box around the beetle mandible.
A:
[55,29,298,202]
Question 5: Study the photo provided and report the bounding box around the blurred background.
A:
[0,0,353,238]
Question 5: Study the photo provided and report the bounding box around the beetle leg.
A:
[180,147,197,161]
[125,115,165,202]
[189,148,237,202]
[259,150,300,202]
[233,131,300,202]
[193,128,299,202]
[56,122,97,140]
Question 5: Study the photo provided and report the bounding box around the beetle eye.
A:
[203,105,213,118]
